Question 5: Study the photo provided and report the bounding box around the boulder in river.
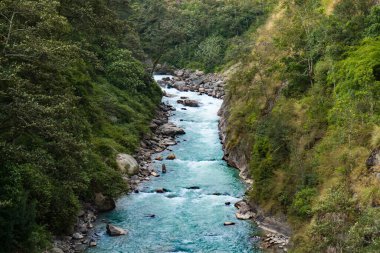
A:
[155,156,163,161]
[155,188,169,193]
[151,171,160,177]
[89,239,97,247]
[106,224,127,236]
[158,123,185,136]
[166,153,176,160]
[116,153,139,175]
[94,192,116,212]
[187,186,200,190]
[162,164,167,173]
[183,99,200,107]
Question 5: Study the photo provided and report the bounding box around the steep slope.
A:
[0,1,161,252]
[222,0,380,251]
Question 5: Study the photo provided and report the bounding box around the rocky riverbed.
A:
[49,101,179,253]
[151,70,292,252]
[50,70,290,253]
[157,69,226,99]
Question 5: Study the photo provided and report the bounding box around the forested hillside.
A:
[132,0,273,72]
[223,0,380,251]
[1,0,380,252]
[0,0,270,251]
[0,1,161,252]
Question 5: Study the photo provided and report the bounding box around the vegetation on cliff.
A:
[224,0,380,251]
[0,1,161,252]
[1,0,379,252]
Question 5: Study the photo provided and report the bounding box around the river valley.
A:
[86,75,259,253]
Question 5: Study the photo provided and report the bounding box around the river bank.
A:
[49,101,177,253]
[85,73,257,252]
[50,70,289,253]
[160,70,292,252]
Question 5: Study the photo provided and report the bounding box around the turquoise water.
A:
[87,75,258,253]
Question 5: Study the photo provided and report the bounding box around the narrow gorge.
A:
[85,73,261,252]
[1,1,379,252]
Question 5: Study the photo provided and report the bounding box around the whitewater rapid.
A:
[86,75,259,253]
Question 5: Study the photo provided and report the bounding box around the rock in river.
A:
[166,153,176,160]
[106,224,127,236]
[151,171,160,177]
[183,99,200,107]
[158,123,185,136]
[155,156,163,161]
[155,188,169,193]
[89,239,97,247]
[187,186,200,190]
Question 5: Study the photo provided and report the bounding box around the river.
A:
[86,75,259,253]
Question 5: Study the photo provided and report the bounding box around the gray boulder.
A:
[106,224,127,236]
[183,100,200,107]
[50,248,64,253]
[116,153,139,175]
[94,193,116,212]
[158,123,185,136]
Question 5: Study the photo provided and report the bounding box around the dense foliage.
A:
[1,0,379,252]
[132,0,274,72]
[0,0,161,252]
[225,0,380,251]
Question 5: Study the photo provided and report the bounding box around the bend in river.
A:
[87,75,259,253]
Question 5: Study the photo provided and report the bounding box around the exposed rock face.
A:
[236,212,255,220]
[366,147,380,182]
[116,153,139,175]
[234,200,255,220]
[218,84,292,250]
[106,224,127,236]
[158,123,185,136]
[366,147,380,169]
[94,193,116,212]
[218,97,252,184]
